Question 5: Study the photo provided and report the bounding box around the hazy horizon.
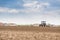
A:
[0,0,60,25]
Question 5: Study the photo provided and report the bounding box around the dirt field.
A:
[0,26,60,40]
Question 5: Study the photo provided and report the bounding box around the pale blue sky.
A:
[0,0,60,25]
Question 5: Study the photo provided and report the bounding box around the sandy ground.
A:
[0,31,60,40]
[0,26,60,40]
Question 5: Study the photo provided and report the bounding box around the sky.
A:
[0,0,60,25]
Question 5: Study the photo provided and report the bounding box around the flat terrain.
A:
[0,26,60,33]
[0,26,60,40]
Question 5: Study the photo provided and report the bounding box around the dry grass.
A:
[0,26,60,40]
